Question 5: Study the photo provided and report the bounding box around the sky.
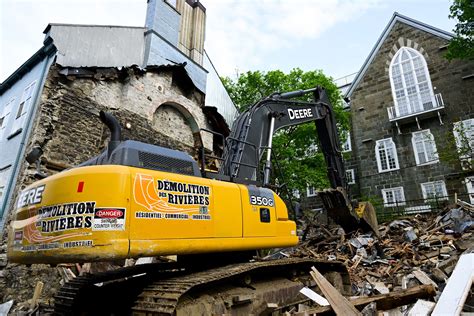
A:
[0,0,456,84]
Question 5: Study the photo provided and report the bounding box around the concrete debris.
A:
[281,199,474,314]
[1,200,472,315]
[408,299,435,316]
[404,228,418,243]
[0,300,13,315]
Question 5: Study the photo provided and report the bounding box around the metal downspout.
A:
[0,48,55,229]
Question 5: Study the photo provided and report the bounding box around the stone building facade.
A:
[20,64,211,178]
[345,13,474,213]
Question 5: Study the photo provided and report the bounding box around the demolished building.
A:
[0,0,238,228]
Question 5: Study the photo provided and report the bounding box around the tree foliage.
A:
[438,121,474,172]
[222,69,349,198]
[446,0,474,60]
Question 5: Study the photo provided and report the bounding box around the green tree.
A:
[438,120,474,172]
[446,0,474,60]
[222,68,349,198]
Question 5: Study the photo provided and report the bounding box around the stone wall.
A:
[348,21,474,207]
[9,65,214,214]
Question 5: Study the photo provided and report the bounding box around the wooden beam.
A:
[432,252,474,316]
[309,266,362,315]
[407,299,435,315]
[294,284,436,315]
[412,269,438,289]
[30,281,44,310]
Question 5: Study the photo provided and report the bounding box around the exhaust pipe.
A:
[99,111,122,158]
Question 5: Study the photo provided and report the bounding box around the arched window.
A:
[375,138,400,173]
[389,47,436,117]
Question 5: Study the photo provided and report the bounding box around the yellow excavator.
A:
[8,86,378,315]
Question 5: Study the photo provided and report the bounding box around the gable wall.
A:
[349,21,474,206]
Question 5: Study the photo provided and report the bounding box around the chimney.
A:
[145,0,180,46]
[145,0,206,66]
[176,0,206,66]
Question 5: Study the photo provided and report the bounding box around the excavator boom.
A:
[219,86,378,234]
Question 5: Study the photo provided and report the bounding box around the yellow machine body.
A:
[8,165,298,264]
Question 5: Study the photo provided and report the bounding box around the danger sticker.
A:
[14,231,23,245]
[92,208,126,231]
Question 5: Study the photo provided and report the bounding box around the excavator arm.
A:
[220,87,344,184]
[220,86,378,234]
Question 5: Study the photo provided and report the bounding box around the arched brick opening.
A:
[153,102,203,150]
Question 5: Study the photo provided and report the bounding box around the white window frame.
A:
[375,138,400,173]
[466,177,474,205]
[0,98,15,141]
[404,205,431,214]
[389,47,436,117]
[381,187,406,207]
[307,186,317,197]
[453,119,474,168]
[341,131,351,152]
[412,129,439,165]
[0,167,11,203]
[421,181,448,201]
[346,169,355,184]
[10,81,37,135]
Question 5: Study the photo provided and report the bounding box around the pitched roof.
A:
[0,37,56,94]
[346,12,454,97]
[44,24,146,69]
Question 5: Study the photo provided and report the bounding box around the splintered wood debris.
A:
[2,200,473,315]
[271,199,474,315]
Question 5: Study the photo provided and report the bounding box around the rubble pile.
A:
[0,201,472,315]
[284,200,474,313]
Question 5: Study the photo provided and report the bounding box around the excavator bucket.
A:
[354,201,379,237]
[318,189,379,237]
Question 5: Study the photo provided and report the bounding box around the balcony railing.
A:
[387,93,444,121]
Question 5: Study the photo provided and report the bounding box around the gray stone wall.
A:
[8,65,213,214]
[349,21,474,208]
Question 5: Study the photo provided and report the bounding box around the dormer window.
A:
[389,47,436,117]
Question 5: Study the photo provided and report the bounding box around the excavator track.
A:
[54,262,186,315]
[54,258,350,315]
